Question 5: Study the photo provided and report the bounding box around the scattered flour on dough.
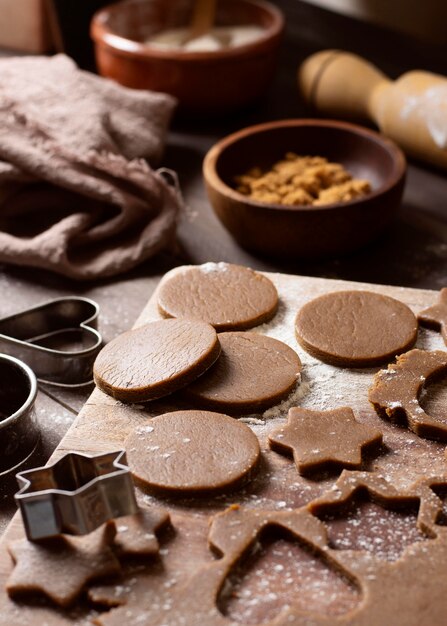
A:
[262,378,310,420]
[198,261,229,274]
[253,282,446,417]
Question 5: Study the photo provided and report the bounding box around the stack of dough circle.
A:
[93,318,221,402]
[125,410,261,495]
[157,262,278,331]
[295,290,418,367]
[184,331,302,413]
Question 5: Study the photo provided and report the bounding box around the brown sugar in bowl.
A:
[203,119,407,258]
[90,0,284,115]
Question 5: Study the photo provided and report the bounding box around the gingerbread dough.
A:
[369,348,447,439]
[308,471,423,524]
[157,263,278,331]
[6,522,120,607]
[418,288,447,345]
[109,470,446,626]
[269,406,382,474]
[125,410,260,494]
[295,290,418,367]
[114,506,170,556]
[184,332,302,414]
[93,319,221,402]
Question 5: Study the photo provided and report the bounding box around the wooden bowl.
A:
[91,0,284,115]
[203,119,407,259]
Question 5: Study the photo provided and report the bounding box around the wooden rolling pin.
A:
[298,50,447,170]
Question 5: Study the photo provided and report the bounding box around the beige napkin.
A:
[0,54,180,279]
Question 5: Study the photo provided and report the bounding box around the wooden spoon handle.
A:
[188,0,217,40]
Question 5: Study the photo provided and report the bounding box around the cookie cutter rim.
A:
[0,296,102,387]
[0,353,39,477]
[15,449,139,541]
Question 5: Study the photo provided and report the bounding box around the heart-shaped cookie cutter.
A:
[0,297,102,386]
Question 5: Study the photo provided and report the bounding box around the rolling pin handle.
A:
[298,49,390,121]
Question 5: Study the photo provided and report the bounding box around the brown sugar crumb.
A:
[313,179,371,206]
[235,154,371,206]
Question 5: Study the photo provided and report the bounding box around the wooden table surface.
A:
[0,0,446,532]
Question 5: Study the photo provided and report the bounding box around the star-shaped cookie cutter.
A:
[15,450,138,541]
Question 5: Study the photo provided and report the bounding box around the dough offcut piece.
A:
[369,348,447,440]
[157,263,278,331]
[295,290,418,367]
[125,410,260,495]
[93,318,221,402]
[184,332,302,414]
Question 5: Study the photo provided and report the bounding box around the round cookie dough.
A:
[157,263,278,331]
[295,290,418,367]
[125,410,261,494]
[93,319,221,402]
[184,332,302,414]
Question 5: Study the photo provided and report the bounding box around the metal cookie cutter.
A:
[0,297,102,386]
[15,450,138,541]
[0,354,39,476]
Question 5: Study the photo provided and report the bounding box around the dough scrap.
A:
[93,318,221,403]
[157,263,278,331]
[6,522,120,608]
[95,473,447,626]
[125,410,261,495]
[295,290,418,367]
[184,332,302,414]
[411,474,447,536]
[135,506,332,626]
[368,348,447,439]
[269,406,382,474]
[88,508,169,608]
[308,470,423,524]
[114,506,170,556]
[418,288,447,345]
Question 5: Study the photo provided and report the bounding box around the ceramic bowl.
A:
[91,0,284,115]
[203,119,407,259]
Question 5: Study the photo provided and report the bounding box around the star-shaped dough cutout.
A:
[418,288,447,345]
[268,406,383,474]
[6,522,121,607]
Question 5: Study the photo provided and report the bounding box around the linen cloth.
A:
[0,54,180,279]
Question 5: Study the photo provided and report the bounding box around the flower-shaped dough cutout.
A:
[418,288,447,345]
[6,522,121,607]
[368,349,447,439]
[268,406,382,475]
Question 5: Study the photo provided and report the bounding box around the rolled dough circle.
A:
[184,332,302,413]
[157,263,278,331]
[125,410,261,494]
[93,319,221,402]
[295,290,418,367]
